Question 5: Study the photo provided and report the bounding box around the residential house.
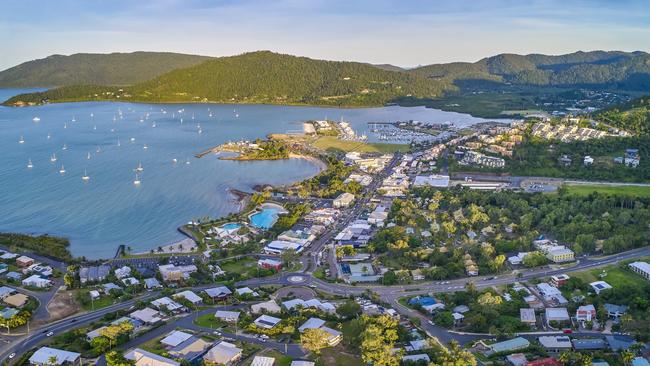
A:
[506,353,528,366]
[403,354,431,363]
[3,293,28,308]
[520,308,536,325]
[605,335,636,351]
[235,287,259,297]
[15,256,34,267]
[144,277,162,289]
[488,337,530,354]
[572,338,606,351]
[160,330,193,347]
[79,265,111,284]
[29,347,81,366]
[158,264,197,282]
[125,348,180,366]
[22,274,51,288]
[251,356,276,366]
[114,266,131,279]
[545,308,570,324]
[526,358,562,366]
[576,304,596,322]
[203,341,243,366]
[590,281,613,295]
[168,336,211,362]
[174,290,202,305]
[550,274,570,287]
[130,307,163,324]
[604,303,628,318]
[297,317,342,346]
[254,314,282,329]
[151,297,184,313]
[282,298,336,313]
[204,286,232,300]
[538,336,573,353]
[215,310,240,323]
[258,258,282,271]
[251,300,281,314]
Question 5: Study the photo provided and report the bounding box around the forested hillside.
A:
[410,51,650,90]
[0,52,211,87]
[5,51,449,107]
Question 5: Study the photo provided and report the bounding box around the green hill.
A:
[0,51,211,87]
[5,51,449,107]
[410,50,650,90]
[597,95,650,135]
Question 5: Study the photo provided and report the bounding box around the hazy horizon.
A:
[1,0,649,70]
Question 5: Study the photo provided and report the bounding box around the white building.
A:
[333,192,355,208]
[629,261,650,280]
[590,281,613,295]
[263,240,304,255]
[413,174,450,188]
[29,347,81,366]
[22,274,51,288]
[215,310,241,323]
[174,290,202,305]
[254,314,282,329]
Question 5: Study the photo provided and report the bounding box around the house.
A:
[605,335,636,351]
[298,317,326,332]
[160,330,193,347]
[130,307,163,324]
[86,326,107,341]
[251,300,281,314]
[506,353,528,366]
[0,263,9,274]
[538,336,573,353]
[520,308,536,325]
[5,271,22,281]
[545,308,570,323]
[158,264,197,282]
[0,308,19,319]
[572,338,606,351]
[204,286,232,300]
[0,286,15,299]
[89,290,100,300]
[452,312,465,325]
[235,287,259,297]
[29,347,81,365]
[536,283,568,305]
[203,341,243,366]
[22,274,51,288]
[151,297,184,312]
[629,261,650,280]
[114,266,131,279]
[251,356,276,366]
[546,247,574,263]
[121,277,140,286]
[604,303,628,318]
[297,318,342,346]
[333,192,355,208]
[583,156,594,166]
[254,314,282,329]
[576,304,596,322]
[215,310,240,323]
[258,258,282,271]
[489,337,530,354]
[144,277,162,289]
[291,362,315,366]
[4,293,29,308]
[550,274,570,287]
[590,281,613,294]
[453,305,470,314]
[408,340,430,351]
[411,269,425,281]
[526,358,562,366]
[632,358,650,366]
[403,354,431,363]
[15,255,35,267]
[282,298,336,313]
[174,290,202,305]
[79,265,111,284]
[111,316,143,330]
[125,348,180,366]
[168,336,211,362]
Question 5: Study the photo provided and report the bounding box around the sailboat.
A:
[82,169,90,181]
[18,136,25,144]
[62,144,68,151]
[192,113,195,120]
[96,146,101,153]
[59,165,66,174]
[32,117,40,122]
[27,159,33,169]
[117,139,121,147]
[143,144,148,150]
[71,116,76,122]
[90,113,94,118]
[152,122,157,128]
[180,118,183,124]
[50,153,57,162]
[47,133,51,139]
[64,123,67,129]
[185,158,191,165]
[133,174,141,185]
[130,137,135,143]
[136,162,144,172]
[139,117,144,123]
[87,152,91,160]
[172,158,178,164]
[93,125,97,130]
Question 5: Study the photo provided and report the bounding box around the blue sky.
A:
[1,0,649,70]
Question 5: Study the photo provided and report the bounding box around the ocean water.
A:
[0,90,502,258]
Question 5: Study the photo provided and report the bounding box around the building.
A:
[29,347,81,365]
[283,298,336,313]
[297,318,342,346]
[130,307,163,324]
[604,303,628,318]
[152,297,184,312]
[489,337,530,354]
[263,240,303,255]
[605,335,636,351]
[144,277,162,289]
[629,261,650,280]
[546,247,575,263]
[258,258,282,271]
[251,300,281,314]
[507,353,528,366]
[254,314,282,329]
[632,358,650,366]
[572,338,606,351]
[15,255,35,267]
[403,354,431,363]
[3,293,29,308]
[538,336,573,353]
[520,308,536,325]
[590,281,613,294]
[413,174,450,188]
[114,266,132,279]
[161,330,193,347]
[174,290,202,305]
[333,192,355,208]
[158,264,198,282]
[576,304,596,322]
[251,356,276,366]
[545,308,570,323]
[204,286,232,300]
[168,336,211,362]
[203,341,243,366]
[125,348,180,366]
[291,362,315,366]
[550,274,570,287]
[22,274,51,288]
[215,310,240,323]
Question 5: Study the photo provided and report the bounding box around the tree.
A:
[361,315,400,366]
[430,340,476,366]
[559,351,571,366]
[490,254,506,273]
[63,272,74,288]
[336,299,361,319]
[621,350,635,366]
[301,328,330,355]
[281,249,299,267]
[106,350,135,366]
[434,311,454,328]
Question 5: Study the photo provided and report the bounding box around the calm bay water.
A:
[0,90,501,258]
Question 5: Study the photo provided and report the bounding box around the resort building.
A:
[333,192,355,208]
[629,261,650,280]
[158,264,198,282]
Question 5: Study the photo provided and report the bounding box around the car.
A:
[309,284,317,289]
[427,320,435,326]
[8,353,16,359]
[213,331,221,336]
[562,329,573,334]
[261,335,269,339]
[46,331,54,337]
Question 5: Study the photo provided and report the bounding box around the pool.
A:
[250,207,282,229]
[220,223,242,231]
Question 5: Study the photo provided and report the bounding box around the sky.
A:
[1,0,649,70]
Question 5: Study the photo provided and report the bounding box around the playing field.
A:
[565,184,650,198]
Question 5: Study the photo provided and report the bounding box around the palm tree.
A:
[559,351,572,366]
[621,350,635,366]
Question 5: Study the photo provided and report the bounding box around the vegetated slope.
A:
[597,95,650,135]
[410,50,650,90]
[0,52,212,87]
[5,51,450,107]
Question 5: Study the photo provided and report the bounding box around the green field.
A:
[565,184,650,198]
[570,263,649,290]
[312,136,409,154]
[219,257,257,274]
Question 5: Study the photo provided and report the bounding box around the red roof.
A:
[527,358,562,366]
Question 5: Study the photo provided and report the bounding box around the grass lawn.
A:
[220,257,257,274]
[571,265,649,290]
[565,184,650,198]
[312,136,409,154]
[194,313,235,332]
[79,292,117,311]
[318,346,364,366]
